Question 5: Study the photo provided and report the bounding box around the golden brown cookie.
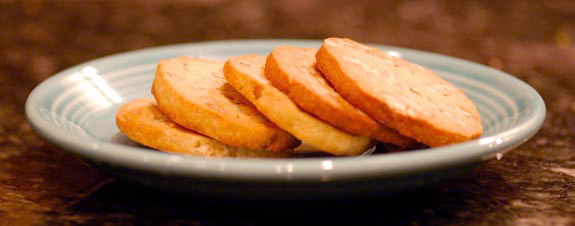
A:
[316,38,482,147]
[151,57,299,151]
[116,99,289,158]
[265,46,416,147]
[223,54,373,156]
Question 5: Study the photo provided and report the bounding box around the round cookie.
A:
[265,46,416,147]
[316,38,483,147]
[116,99,289,158]
[223,54,373,156]
[152,57,299,151]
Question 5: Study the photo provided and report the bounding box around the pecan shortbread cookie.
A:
[152,57,299,151]
[316,38,482,147]
[116,99,289,158]
[224,54,373,156]
[265,46,416,148]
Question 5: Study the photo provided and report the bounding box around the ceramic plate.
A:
[25,40,545,200]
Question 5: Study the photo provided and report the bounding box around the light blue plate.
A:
[25,40,545,199]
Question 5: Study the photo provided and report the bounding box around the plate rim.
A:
[25,39,546,182]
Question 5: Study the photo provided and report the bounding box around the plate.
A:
[25,40,545,200]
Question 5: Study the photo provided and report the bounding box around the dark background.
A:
[1,0,574,225]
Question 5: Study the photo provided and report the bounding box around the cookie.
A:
[116,99,289,158]
[265,46,416,147]
[223,54,373,156]
[316,38,482,146]
[151,57,299,151]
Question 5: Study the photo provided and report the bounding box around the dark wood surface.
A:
[1,0,574,225]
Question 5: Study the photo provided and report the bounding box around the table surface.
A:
[1,0,574,225]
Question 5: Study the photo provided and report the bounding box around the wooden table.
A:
[1,0,574,225]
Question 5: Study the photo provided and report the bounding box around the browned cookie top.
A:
[316,38,482,147]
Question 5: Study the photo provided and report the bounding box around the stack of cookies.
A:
[116,38,483,158]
